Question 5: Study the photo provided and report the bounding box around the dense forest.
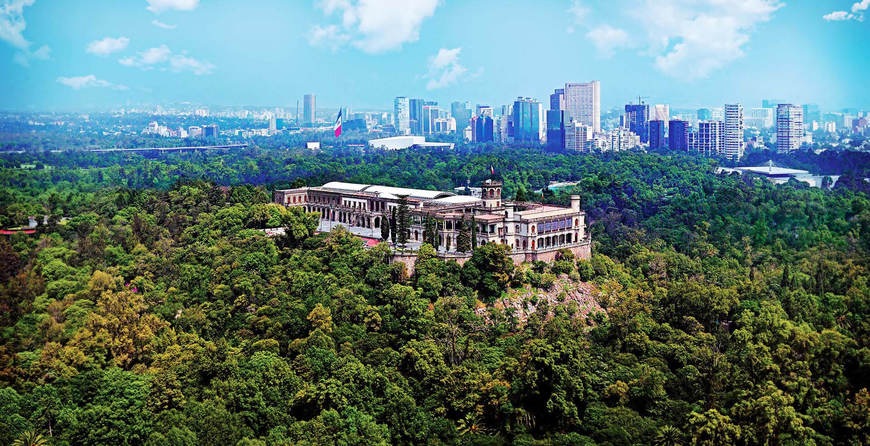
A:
[0,148,868,445]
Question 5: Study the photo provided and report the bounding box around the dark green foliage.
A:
[0,148,868,445]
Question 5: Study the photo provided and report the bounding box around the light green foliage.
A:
[0,149,868,444]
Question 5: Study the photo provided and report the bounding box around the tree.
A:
[423,214,437,247]
[461,243,514,302]
[397,195,411,250]
[381,214,390,241]
[390,208,397,245]
[12,430,48,446]
[688,409,741,446]
[470,215,478,249]
[456,216,471,253]
[280,206,320,248]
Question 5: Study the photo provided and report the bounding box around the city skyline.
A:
[1,0,869,111]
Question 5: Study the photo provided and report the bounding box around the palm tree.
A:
[653,425,683,446]
[12,430,49,446]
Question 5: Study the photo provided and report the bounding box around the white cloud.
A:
[119,44,214,75]
[586,25,631,57]
[424,47,468,90]
[566,0,588,33]
[311,0,439,53]
[57,75,128,91]
[0,0,50,65]
[152,19,177,29]
[823,11,854,21]
[146,0,198,13]
[86,36,130,56]
[634,0,783,80]
[308,24,350,51]
[169,54,215,75]
[824,1,869,21]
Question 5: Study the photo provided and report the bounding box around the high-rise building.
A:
[609,127,640,151]
[202,124,219,139]
[471,115,494,143]
[762,99,784,109]
[409,99,425,135]
[723,104,745,160]
[668,120,689,151]
[652,104,670,122]
[746,108,774,129]
[269,114,277,134]
[550,88,565,111]
[625,103,650,143]
[803,104,821,124]
[565,81,601,132]
[451,101,472,133]
[476,105,494,118]
[303,94,316,125]
[422,104,440,135]
[776,104,804,153]
[649,120,666,150]
[546,110,566,151]
[697,108,712,121]
[696,121,724,155]
[511,97,544,143]
[564,120,591,152]
[394,97,410,135]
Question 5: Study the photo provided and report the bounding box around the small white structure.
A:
[368,136,453,150]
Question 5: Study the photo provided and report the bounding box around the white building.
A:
[653,104,670,122]
[564,81,601,132]
[694,121,725,156]
[608,127,640,151]
[723,104,745,160]
[564,120,591,152]
[776,104,804,153]
[394,97,410,135]
[274,180,591,263]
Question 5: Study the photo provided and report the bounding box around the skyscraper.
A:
[303,94,316,125]
[668,120,689,151]
[422,104,440,135]
[776,104,804,153]
[723,104,745,160]
[649,120,665,150]
[697,108,712,121]
[565,81,600,132]
[546,110,566,151]
[625,103,650,143]
[550,88,565,111]
[471,115,494,143]
[451,101,472,133]
[511,97,544,143]
[409,99,425,135]
[394,97,410,135]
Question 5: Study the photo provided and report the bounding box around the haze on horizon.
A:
[1,0,869,112]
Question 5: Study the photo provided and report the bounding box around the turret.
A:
[481,179,502,209]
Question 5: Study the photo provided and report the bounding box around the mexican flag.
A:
[333,109,342,137]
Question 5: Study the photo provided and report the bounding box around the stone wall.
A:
[390,239,591,274]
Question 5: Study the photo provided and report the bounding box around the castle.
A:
[274,179,591,265]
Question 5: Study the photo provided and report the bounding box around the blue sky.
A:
[0,0,868,112]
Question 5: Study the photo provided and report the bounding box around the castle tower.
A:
[481,179,502,209]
